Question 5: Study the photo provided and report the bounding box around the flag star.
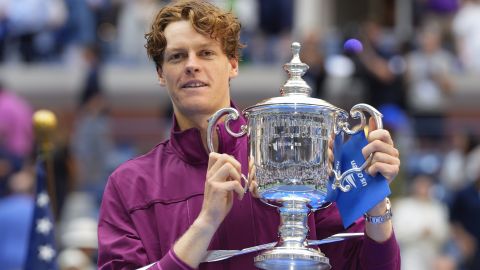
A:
[38,245,55,261]
[36,218,53,235]
[37,192,49,207]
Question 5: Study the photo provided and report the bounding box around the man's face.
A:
[158,20,238,127]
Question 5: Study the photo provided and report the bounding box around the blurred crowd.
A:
[1,0,480,269]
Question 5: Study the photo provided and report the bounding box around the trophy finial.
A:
[281,42,311,96]
[291,42,301,59]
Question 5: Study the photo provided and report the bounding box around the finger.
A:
[211,162,242,184]
[211,180,245,200]
[362,140,399,160]
[328,161,333,177]
[367,129,394,146]
[248,158,256,182]
[367,162,399,183]
[207,152,220,171]
[328,135,334,149]
[327,135,335,176]
[328,147,334,163]
[370,152,401,167]
[249,180,261,198]
[327,148,334,176]
[209,163,244,200]
[368,117,377,133]
[208,153,242,179]
[210,153,242,172]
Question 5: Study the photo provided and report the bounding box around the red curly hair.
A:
[145,0,245,70]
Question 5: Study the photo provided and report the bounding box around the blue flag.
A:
[328,131,391,228]
[24,161,59,270]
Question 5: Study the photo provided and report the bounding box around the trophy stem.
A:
[254,199,331,270]
[277,200,310,248]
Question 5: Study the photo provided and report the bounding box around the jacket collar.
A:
[168,102,247,165]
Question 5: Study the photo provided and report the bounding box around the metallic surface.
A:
[202,233,364,263]
[206,42,382,269]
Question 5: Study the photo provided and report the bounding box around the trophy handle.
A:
[207,107,249,193]
[332,103,383,192]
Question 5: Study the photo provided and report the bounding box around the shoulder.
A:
[104,141,172,205]
[110,141,170,181]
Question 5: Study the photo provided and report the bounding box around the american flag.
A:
[24,161,58,270]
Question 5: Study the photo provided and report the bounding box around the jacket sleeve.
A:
[314,204,401,269]
[97,176,193,270]
[336,220,401,270]
[358,231,401,269]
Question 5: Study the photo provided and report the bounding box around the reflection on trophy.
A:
[207,42,383,270]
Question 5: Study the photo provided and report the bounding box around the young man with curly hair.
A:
[98,1,401,269]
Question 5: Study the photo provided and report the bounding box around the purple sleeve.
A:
[97,177,149,269]
[153,250,195,270]
[343,218,401,269]
[314,205,400,269]
[98,177,193,270]
[359,232,401,270]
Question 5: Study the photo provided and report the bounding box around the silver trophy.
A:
[207,42,383,270]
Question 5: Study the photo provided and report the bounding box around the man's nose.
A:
[185,54,200,74]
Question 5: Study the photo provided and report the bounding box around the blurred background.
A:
[1,0,480,269]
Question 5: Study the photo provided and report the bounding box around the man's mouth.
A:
[182,80,208,88]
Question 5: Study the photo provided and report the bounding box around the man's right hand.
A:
[198,152,245,229]
[173,152,245,268]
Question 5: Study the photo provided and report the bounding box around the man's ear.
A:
[229,58,239,78]
[157,68,166,86]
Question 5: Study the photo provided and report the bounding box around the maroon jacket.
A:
[98,112,401,270]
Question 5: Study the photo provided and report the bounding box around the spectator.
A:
[353,20,407,110]
[255,0,294,64]
[116,0,162,64]
[0,83,33,196]
[440,132,478,201]
[452,0,480,74]
[0,167,35,270]
[450,168,480,269]
[2,0,51,62]
[0,0,8,62]
[405,23,456,141]
[465,140,480,183]
[393,174,450,270]
[70,45,113,203]
[300,31,327,99]
[58,248,95,270]
[417,0,459,49]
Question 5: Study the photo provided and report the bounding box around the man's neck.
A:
[175,112,220,153]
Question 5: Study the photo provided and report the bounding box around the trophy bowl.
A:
[207,42,382,270]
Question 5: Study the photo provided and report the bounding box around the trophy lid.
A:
[244,42,346,114]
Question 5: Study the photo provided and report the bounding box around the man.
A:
[98,1,401,269]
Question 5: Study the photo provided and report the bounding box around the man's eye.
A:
[168,53,184,62]
[200,50,214,57]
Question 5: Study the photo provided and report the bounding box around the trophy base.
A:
[254,247,331,270]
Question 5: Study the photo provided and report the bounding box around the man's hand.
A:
[362,119,400,183]
[173,152,245,268]
[248,157,260,198]
[198,152,245,228]
[362,118,400,242]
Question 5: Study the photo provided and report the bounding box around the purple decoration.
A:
[343,39,363,53]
